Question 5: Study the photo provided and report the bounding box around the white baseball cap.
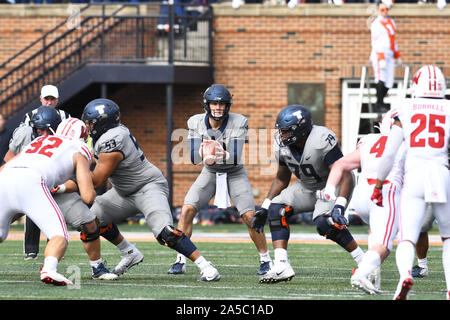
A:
[41,85,59,99]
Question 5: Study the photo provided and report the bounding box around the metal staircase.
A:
[0,3,213,122]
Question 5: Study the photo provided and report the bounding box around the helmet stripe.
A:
[61,118,78,137]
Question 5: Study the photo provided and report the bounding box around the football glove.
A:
[252,208,268,233]
[51,184,66,194]
[371,187,383,207]
[252,198,271,233]
[315,184,337,202]
[379,59,387,70]
[327,205,348,230]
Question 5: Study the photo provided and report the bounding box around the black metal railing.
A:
[0,2,213,120]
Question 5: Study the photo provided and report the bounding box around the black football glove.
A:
[327,205,348,230]
[251,208,268,233]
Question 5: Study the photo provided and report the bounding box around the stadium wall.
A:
[0,4,449,207]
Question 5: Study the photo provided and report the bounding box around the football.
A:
[200,140,217,165]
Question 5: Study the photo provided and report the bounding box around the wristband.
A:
[335,196,347,208]
[261,198,272,210]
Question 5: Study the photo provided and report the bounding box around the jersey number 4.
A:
[370,136,388,157]
[25,136,63,158]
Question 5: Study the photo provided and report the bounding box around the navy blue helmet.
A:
[81,98,120,141]
[275,105,313,147]
[30,106,61,138]
[203,84,232,121]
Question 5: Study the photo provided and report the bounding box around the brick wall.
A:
[1,4,449,207]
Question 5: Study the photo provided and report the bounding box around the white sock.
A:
[442,239,450,293]
[43,256,58,272]
[259,251,271,263]
[396,241,415,279]
[117,239,133,255]
[355,250,381,278]
[351,246,365,266]
[90,258,103,269]
[274,248,288,264]
[176,253,186,264]
[194,256,209,271]
[418,257,428,269]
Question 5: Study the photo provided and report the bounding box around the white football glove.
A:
[51,184,66,194]
[395,58,402,67]
[379,59,387,70]
[315,184,337,202]
[214,142,230,163]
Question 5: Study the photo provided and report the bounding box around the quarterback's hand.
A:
[214,142,230,163]
[395,58,402,67]
[371,187,383,207]
[327,205,348,230]
[379,59,387,70]
[252,208,268,233]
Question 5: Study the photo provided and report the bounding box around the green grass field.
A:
[0,222,447,301]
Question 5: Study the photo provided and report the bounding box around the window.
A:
[287,83,325,126]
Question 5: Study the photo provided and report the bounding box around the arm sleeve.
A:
[376,124,404,181]
[187,116,203,165]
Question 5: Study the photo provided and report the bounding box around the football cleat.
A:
[198,262,221,282]
[24,253,38,261]
[112,245,144,276]
[411,265,428,278]
[393,277,413,300]
[259,262,295,284]
[351,274,381,295]
[40,269,73,286]
[368,266,381,290]
[168,262,186,275]
[257,261,272,275]
[92,263,119,280]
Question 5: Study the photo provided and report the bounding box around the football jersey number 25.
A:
[25,136,63,158]
[410,113,446,149]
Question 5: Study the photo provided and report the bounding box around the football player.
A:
[323,110,406,294]
[252,104,364,283]
[0,111,96,286]
[4,108,117,280]
[82,98,220,281]
[168,84,272,276]
[371,65,450,300]
[9,84,70,261]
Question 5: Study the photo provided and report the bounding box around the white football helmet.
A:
[378,109,399,135]
[411,65,446,99]
[56,118,89,143]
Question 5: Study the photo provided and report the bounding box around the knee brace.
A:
[268,204,293,241]
[99,223,120,242]
[314,215,354,248]
[78,219,100,243]
[157,225,197,257]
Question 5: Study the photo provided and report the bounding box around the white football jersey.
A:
[398,97,450,170]
[5,135,92,189]
[358,133,405,187]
